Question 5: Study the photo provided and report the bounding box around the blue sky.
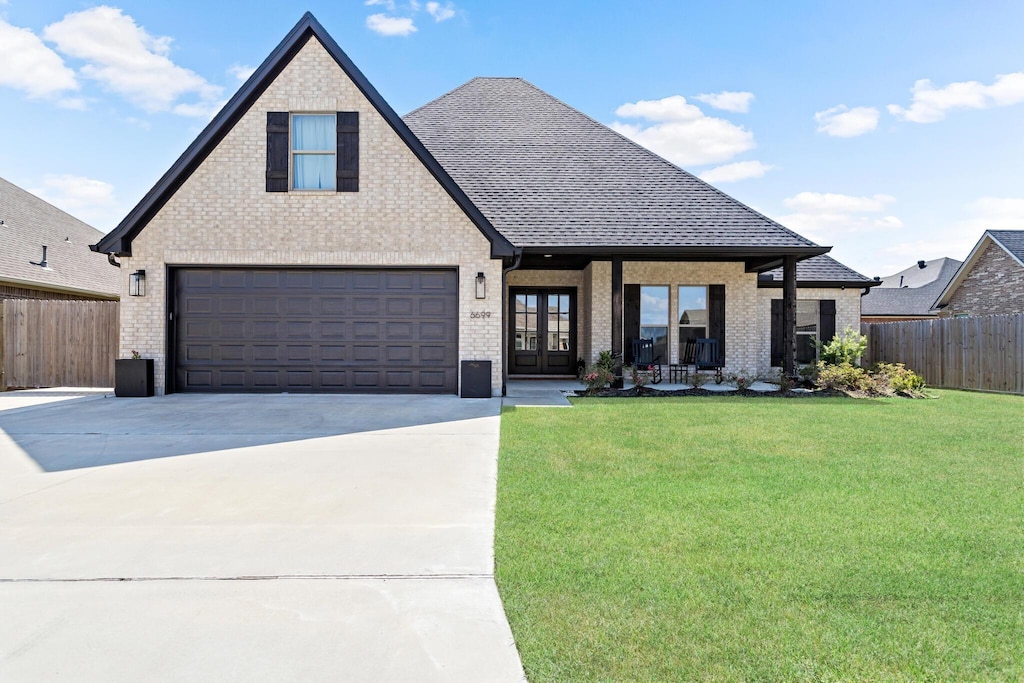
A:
[2,1,1023,277]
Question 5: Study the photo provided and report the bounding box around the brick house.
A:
[1,176,119,301]
[92,13,873,396]
[861,257,961,324]
[934,230,1024,317]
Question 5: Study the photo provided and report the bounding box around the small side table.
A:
[668,364,686,383]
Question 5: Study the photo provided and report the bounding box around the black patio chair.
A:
[630,337,663,384]
[694,337,724,384]
[679,338,697,383]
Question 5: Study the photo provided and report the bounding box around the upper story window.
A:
[292,114,336,190]
[266,111,359,193]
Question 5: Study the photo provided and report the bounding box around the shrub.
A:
[730,370,755,391]
[874,362,926,395]
[797,363,819,386]
[817,326,868,366]
[776,369,795,392]
[581,366,615,393]
[595,350,617,372]
[690,371,709,388]
[815,361,872,392]
[627,364,652,388]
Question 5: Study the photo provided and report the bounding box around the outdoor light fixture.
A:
[475,271,486,299]
[129,269,146,297]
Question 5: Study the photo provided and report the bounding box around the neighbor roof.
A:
[0,176,119,298]
[759,254,874,287]
[403,77,827,257]
[861,257,961,317]
[92,13,514,259]
[934,230,1024,308]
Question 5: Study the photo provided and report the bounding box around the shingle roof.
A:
[760,254,873,286]
[989,230,1024,264]
[861,257,960,317]
[403,77,823,251]
[0,176,119,298]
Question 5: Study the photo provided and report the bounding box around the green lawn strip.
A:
[495,391,1024,681]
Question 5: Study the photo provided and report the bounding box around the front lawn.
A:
[496,390,1024,681]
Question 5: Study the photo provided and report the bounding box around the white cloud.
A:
[227,64,255,82]
[777,192,903,243]
[366,13,417,36]
[814,105,879,137]
[0,18,79,99]
[426,2,456,21]
[699,160,776,183]
[887,72,1024,123]
[610,95,755,167]
[172,98,227,120]
[365,0,397,8]
[30,174,115,216]
[42,6,222,115]
[57,97,89,110]
[694,91,754,113]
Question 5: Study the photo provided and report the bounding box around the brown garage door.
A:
[172,268,458,393]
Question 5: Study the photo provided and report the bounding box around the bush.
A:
[776,369,796,392]
[627,364,653,388]
[815,361,872,392]
[594,350,617,372]
[581,366,615,393]
[690,371,709,388]
[730,370,755,391]
[797,363,819,386]
[817,326,868,366]
[873,362,926,395]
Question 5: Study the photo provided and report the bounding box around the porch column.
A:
[611,255,623,387]
[782,255,797,375]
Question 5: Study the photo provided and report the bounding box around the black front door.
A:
[509,288,575,375]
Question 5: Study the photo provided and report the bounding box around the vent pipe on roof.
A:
[31,245,48,268]
[918,260,926,269]
[899,275,904,287]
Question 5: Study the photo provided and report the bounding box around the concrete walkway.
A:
[0,392,524,682]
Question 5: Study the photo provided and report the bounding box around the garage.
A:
[171,268,458,393]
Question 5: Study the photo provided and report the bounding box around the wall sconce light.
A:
[475,271,486,299]
[129,269,146,297]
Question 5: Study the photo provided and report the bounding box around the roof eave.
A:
[0,276,119,300]
[519,245,830,259]
[92,12,514,259]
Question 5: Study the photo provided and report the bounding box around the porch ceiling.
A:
[516,246,830,271]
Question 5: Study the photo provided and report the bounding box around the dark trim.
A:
[611,256,623,386]
[757,279,877,289]
[92,12,514,259]
[819,299,837,344]
[520,245,830,259]
[781,256,797,375]
[708,284,726,364]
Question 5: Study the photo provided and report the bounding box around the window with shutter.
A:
[266,111,359,193]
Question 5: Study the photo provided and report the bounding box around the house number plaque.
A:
[470,311,492,319]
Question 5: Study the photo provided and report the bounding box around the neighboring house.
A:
[861,257,962,323]
[0,177,119,301]
[933,230,1024,317]
[92,13,874,396]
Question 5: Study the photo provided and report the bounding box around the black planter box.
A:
[115,358,154,397]
[460,360,492,398]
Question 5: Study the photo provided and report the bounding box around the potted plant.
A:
[115,350,154,397]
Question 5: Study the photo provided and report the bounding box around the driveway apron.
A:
[0,393,524,682]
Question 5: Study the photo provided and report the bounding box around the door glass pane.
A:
[547,294,571,351]
[515,294,537,351]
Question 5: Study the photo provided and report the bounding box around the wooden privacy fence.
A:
[862,314,1024,394]
[0,299,119,390]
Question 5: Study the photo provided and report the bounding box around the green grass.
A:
[495,390,1024,682]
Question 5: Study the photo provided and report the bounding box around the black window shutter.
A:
[266,112,289,192]
[819,299,837,344]
[708,284,726,363]
[336,112,359,192]
[623,284,640,365]
[770,299,783,367]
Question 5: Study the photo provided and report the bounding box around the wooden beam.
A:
[782,255,797,375]
[611,256,623,387]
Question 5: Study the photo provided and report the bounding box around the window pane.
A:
[293,114,335,151]
[796,300,817,332]
[640,326,667,362]
[678,286,707,325]
[640,286,669,325]
[678,326,706,359]
[796,335,816,364]
[293,154,336,190]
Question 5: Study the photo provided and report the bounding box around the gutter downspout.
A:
[500,249,524,396]
[107,254,121,268]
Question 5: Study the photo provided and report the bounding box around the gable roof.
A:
[934,230,1024,308]
[861,257,961,317]
[758,254,874,288]
[403,77,828,260]
[0,176,119,298]
[92,13,514,259]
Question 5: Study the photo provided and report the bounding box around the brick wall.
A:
[946,241,1024,316]
[757,287,863,372]
[122,37,502,394]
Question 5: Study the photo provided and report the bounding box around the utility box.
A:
[460,360,492,398]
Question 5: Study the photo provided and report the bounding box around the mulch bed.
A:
[574,386,854,399]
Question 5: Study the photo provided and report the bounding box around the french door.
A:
[509,288,576,375]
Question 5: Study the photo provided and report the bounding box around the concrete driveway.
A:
[0,393,524,682]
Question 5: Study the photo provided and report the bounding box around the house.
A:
[933,230,1024,317]
[0,176,119,301]
[861,257,962,323]
[92,13,874,396]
